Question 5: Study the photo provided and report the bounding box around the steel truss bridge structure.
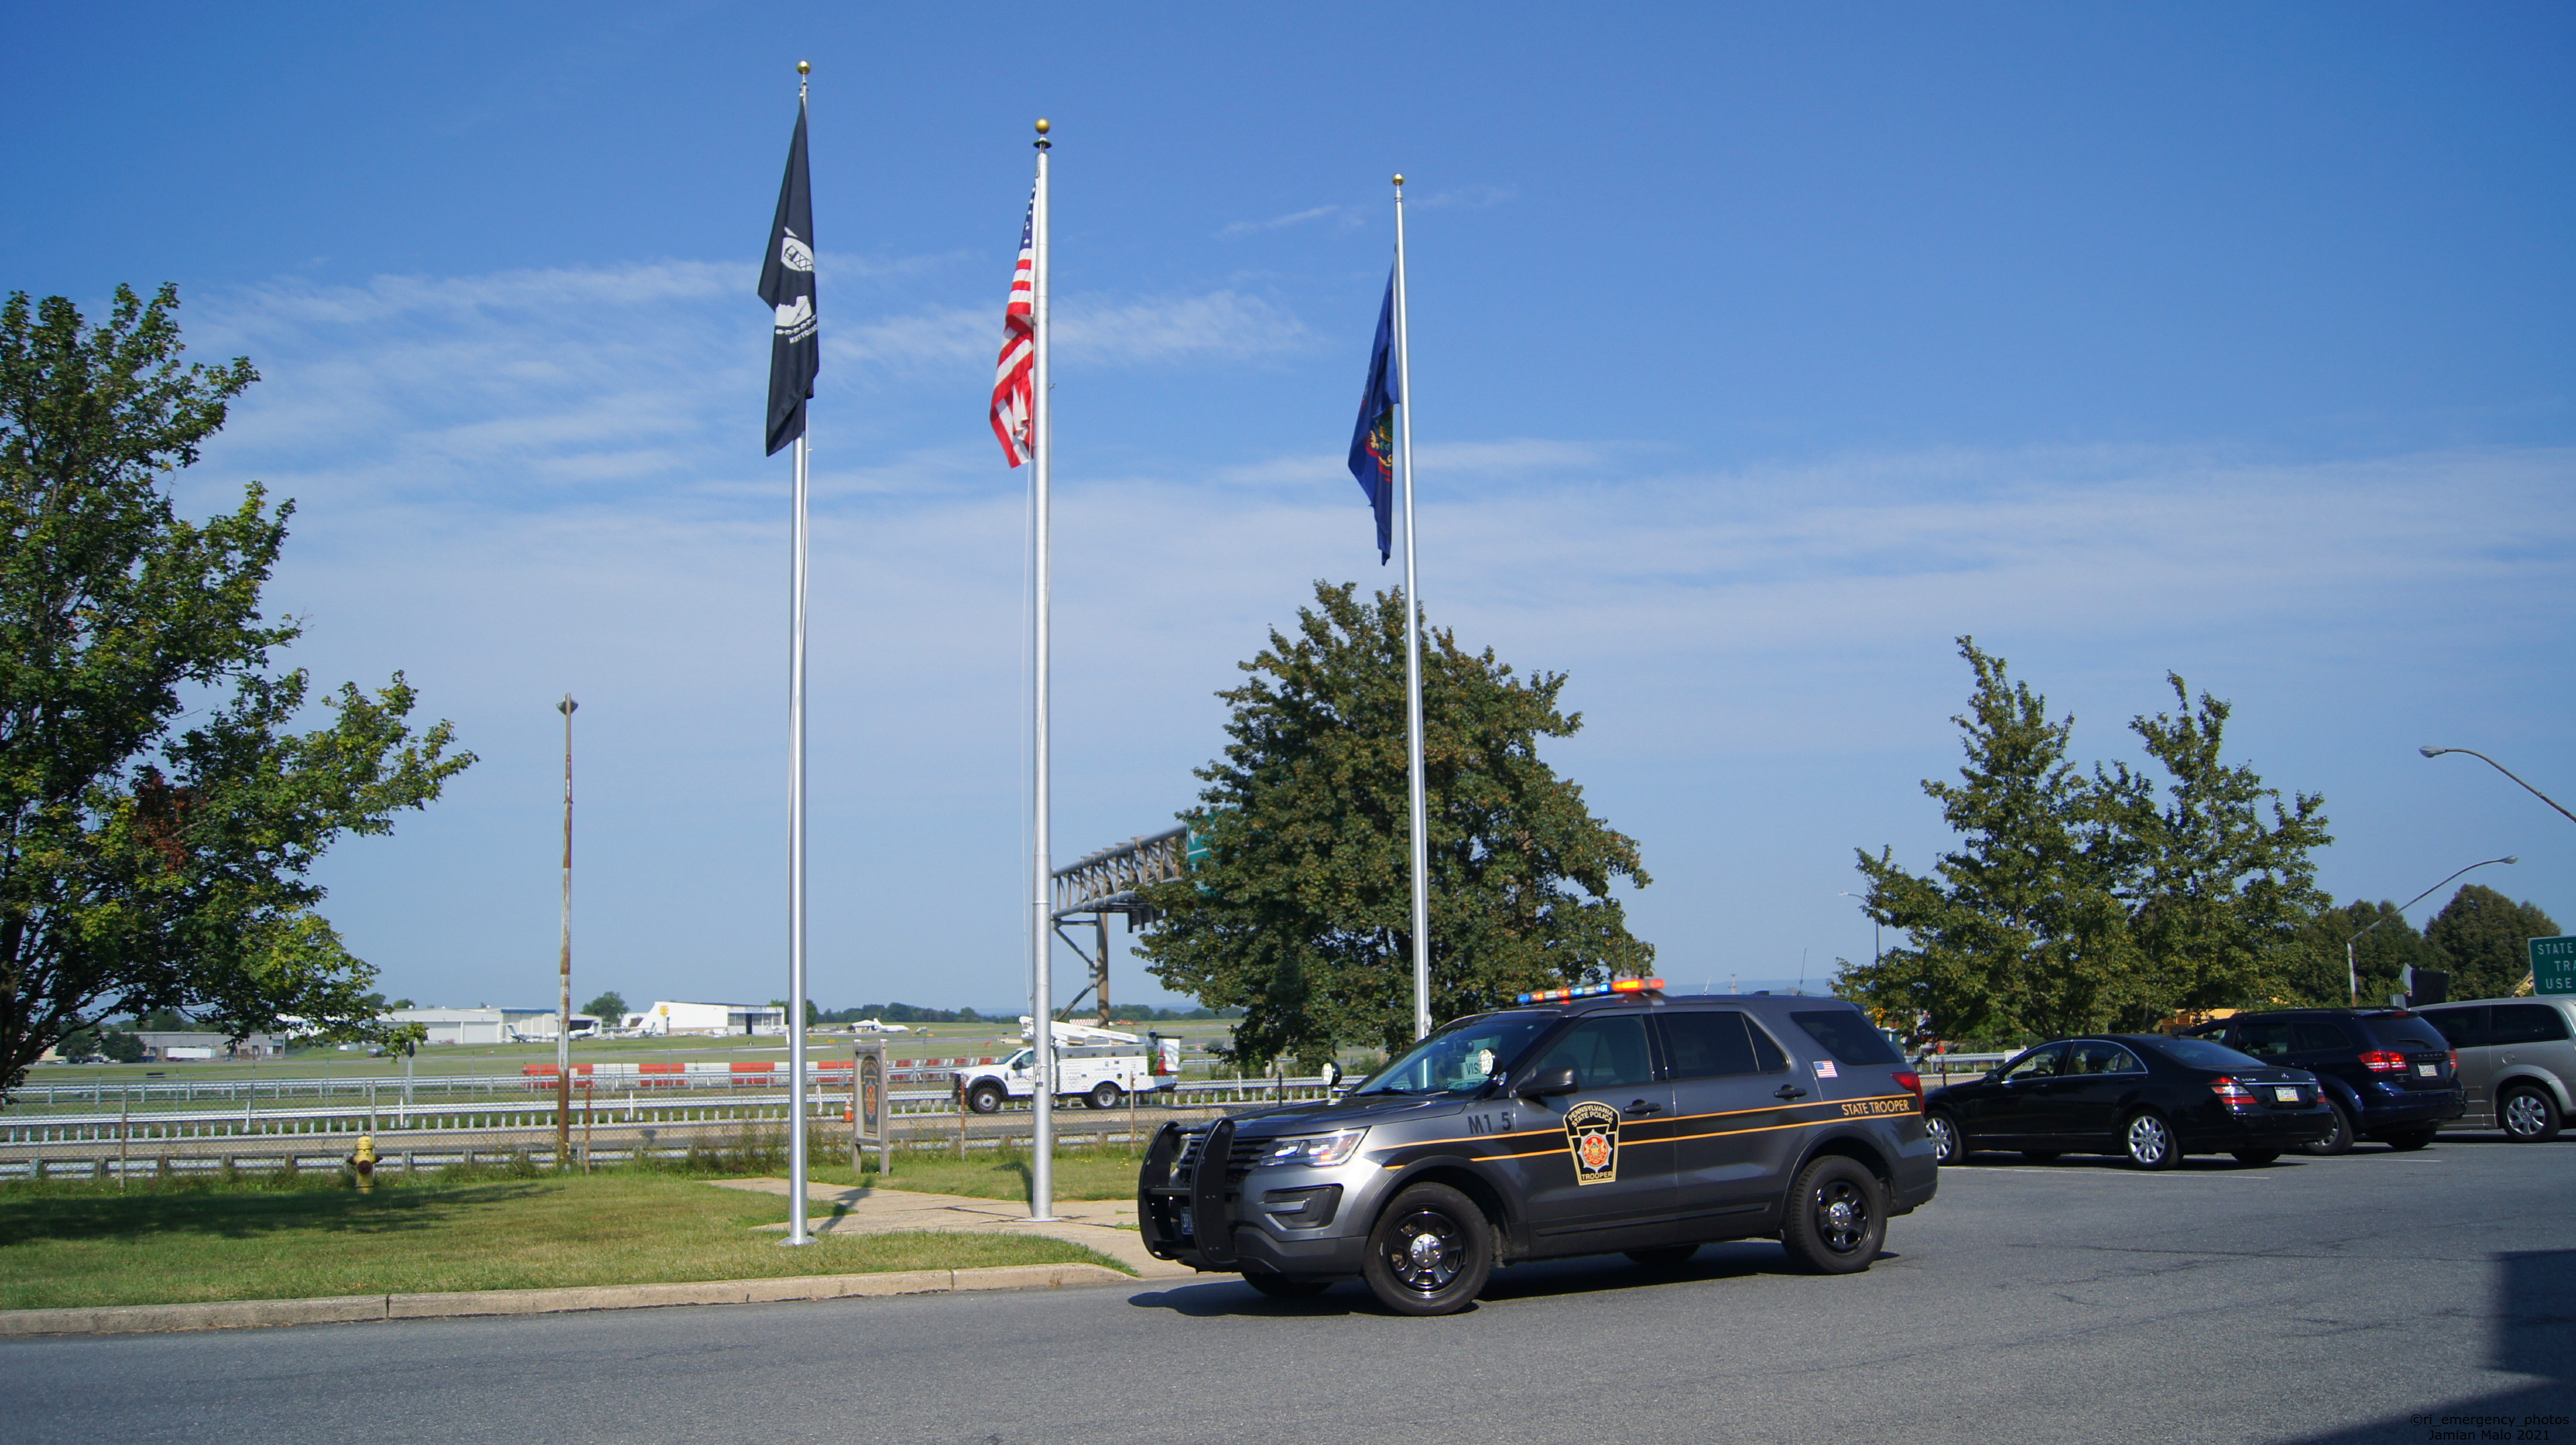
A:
[1049,824,1187,1022]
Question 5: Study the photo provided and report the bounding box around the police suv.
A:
[1136,983,1937,1315]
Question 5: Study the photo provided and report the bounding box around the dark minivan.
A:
[2185,1008,2462,1153]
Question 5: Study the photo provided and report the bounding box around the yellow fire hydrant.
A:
[350,1134,378,1193]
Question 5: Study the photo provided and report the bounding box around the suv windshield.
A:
[2359,1015,2450,1053]
[1355,1012,1558,1096]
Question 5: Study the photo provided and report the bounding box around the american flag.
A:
[989,197,1035,466]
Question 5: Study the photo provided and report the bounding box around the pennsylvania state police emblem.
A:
[1563,1100,1621,1185]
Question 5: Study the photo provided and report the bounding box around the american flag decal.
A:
[990,196,1036,466]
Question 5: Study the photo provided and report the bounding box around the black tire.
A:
[1362,1183,1495,1316]
[965,1081,1006,1116]
[2022,1148,2061,1164]
[1780,1156,1886,1275]
[2378,1126,2436,1152]
[1240,1272,1334,1299]
[2298,1099,2355,1157]
[1087,1081,1124,1110]
[2123,1110,2181,1171]
[2500,1086,2563,1144]
[1624,1244,1701,1270]
[1926,1112,1966,1166]
[2230,1149,2280,1167]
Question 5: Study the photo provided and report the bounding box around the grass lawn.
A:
[810,1143,1148,1202]
[0,1169,1126,1312]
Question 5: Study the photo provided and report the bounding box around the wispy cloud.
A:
[1411,183,1517,211]
[1217,203,1368,239]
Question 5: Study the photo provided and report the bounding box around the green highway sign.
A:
[2533,936,2576,996]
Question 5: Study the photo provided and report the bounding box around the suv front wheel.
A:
[1781,1156,1886,1275]
[1362,1183,1494,1316]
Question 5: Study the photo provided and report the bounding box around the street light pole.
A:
[1838,892,1880,967]
[2420,747,2576,827]
[555,694,576,1171]
[2345,855,2516,1008]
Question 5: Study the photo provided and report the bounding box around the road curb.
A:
[0,1263,1133,1337]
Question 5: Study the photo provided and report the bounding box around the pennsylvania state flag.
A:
[1346,271,1399,564]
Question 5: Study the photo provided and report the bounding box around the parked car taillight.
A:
[2359,1049,2407,1073]
[1892,1071,1923,1106]
[2449,1050,2458,1072]
[2211,1077,2261,1110]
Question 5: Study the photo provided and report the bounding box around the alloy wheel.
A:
[2127,1112,2174,1167]
[1927,1114,1960,1165]
[2504,1091,2551,1140]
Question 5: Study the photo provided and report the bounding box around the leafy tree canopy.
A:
[582,990,628,1021]
[2424,884,2560,1000]
[1845,639,2329,1045]
[1137,582,1652,1070]
[0,284,472,1098]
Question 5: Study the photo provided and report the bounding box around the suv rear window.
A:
[1789,1010,1902,1065]
[2359,1015,2450,1053]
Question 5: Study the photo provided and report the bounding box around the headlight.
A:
[1256,1128,1368,1169]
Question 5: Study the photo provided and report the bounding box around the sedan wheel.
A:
[2125,1110,2180,1171]
[1926,1112,1964,1165]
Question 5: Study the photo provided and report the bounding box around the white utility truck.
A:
[957,1027,1185,1114]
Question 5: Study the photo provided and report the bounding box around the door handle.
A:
[1775,1085,1807,1101]
[1624,1100,1660,1116]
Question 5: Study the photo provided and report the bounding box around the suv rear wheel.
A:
[1781,1156,1886,1275]
[2501,1085,2563,1143]
[1362,1183,1494,1316]
[2299,1099,2355,1157]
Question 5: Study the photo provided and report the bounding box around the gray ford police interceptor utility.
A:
[1137,981,1938,1315]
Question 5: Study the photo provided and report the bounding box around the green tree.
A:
[1844,640,2138,1046]
[0,284,472,1099]
[2280,901,2443,1007]
[582,990,627,1021]
[1137,582,1652,1069]
[2424,884,2561,1000]
[2102,677,2332,1024]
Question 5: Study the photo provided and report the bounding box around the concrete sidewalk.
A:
[709,1179,1199,1281]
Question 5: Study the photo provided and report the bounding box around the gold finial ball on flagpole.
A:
[1035,118,1051,135]
[797,60,810,75]
[1392,173,1404,187]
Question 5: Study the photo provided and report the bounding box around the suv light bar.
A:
[1517,978,1666,1005]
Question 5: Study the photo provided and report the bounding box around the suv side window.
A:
[2491,1004,2572,1046]
[1661,1011,1781,1079]
[2292,1020,2349,1053]
[2424,1007,2489,1049]
[2233,1021,2295,1060]
[1999,1043,2068,1081]
[1529,1016,1656,1090]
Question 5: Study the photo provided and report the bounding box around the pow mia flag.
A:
[759,99,817,456]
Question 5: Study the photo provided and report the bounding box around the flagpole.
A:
[1393,174,1431,1042]
[784,58,813,1249]
[1028,117,1058,1222]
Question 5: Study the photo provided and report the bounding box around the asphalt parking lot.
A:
[4,1134,2568,1445]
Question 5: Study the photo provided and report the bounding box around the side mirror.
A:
[1515,1066,1579,1101]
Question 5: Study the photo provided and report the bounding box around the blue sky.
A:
[4,4,2571,1014]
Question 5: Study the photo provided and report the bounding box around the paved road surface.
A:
[6,1136,2569,1444]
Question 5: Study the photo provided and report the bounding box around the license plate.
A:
[2273,1087,2300,1102]
[2416,1064,2438,1077]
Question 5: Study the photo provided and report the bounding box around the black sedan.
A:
[1924,1034,2334,1169]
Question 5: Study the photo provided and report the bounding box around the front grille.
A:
[1225,1135,1270,1183]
